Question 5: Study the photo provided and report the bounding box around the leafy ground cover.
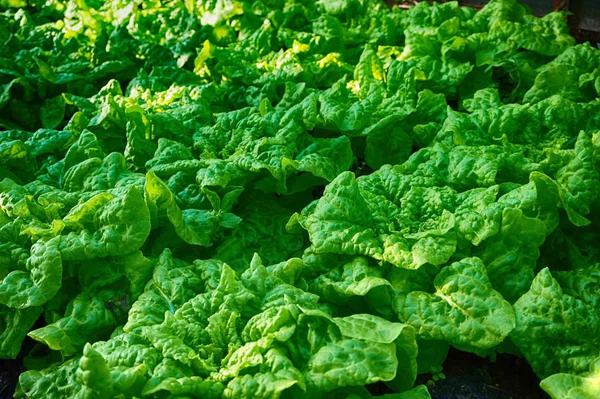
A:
[1,0,600,398]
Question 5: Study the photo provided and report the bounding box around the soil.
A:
[417,348,548,399]
[0,359,20,399]
[368,347,549,399]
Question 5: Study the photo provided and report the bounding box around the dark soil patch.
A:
[368,347,548,398]
[0,358,21,399]
[417,347,548,399]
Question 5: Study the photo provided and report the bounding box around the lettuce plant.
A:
[0,0,599,398]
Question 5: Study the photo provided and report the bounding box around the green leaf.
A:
[0,305,42,359]
[145,171,222,247]
[307,339,399,392]
[309,257,392,308]
[28,293,116,356]
[124,249,203,332]
[297,171,457,269]
[399,257,516,353]
[58,187,151,260]
[332,314,418,392]
[0,239,62,309]
[40,96,66,130]
[512,268,600,378]
[74,344,114,399]
[541,361,600,399]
